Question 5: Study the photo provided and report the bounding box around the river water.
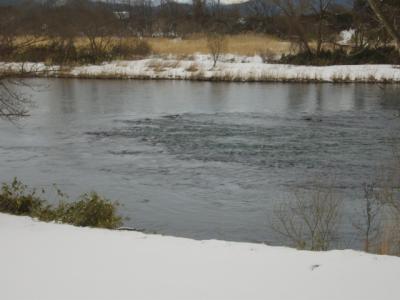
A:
[1,79,400,247]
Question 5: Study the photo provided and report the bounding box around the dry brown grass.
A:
[14,34,291,57]
[185,62,199,72]
[374,220,400,256]
[146,34,290,56]
[147,59,181,72]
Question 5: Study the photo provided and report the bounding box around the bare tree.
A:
[272,185,342,251]
[353,183,382,252]
[71,1,117,63]
[270,0,313,54]
[367,0,400,53]
[0,8,18,60]
[309,0,333,54]
[0,6,47,61]
[207,32,227,68]
[127,0,154,36]
[192,0,207,30]
[0,7,35,121]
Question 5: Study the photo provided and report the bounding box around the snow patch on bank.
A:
[0,213,400,300]
[1,54,400,82]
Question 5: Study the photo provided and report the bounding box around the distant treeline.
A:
[0,0,355,38]
[0,0,399,64]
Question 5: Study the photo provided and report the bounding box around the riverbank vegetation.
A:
[0,0,400,66]
[271,184,400,256]
[280,47,400,66]
[272,162,400,256]
[0,178,122,229]
[2,174,400,256]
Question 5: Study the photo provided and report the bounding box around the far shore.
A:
[2,54,400,83]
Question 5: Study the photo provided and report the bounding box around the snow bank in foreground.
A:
[1,213,399,300]
[1,55,400,82]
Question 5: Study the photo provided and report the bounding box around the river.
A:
[1,79,400,248]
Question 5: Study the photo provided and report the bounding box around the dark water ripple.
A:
[87,112,399,180]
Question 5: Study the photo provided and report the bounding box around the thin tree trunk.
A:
[367,0,400,53]
[296,25,313,55]
[272,0,313,55]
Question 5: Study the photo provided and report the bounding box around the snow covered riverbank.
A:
[1,213,399,300]
[1,54,400,83]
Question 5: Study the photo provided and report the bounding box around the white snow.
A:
[338,29,355,46]
[1,213,400,300]
[1,54,400,82]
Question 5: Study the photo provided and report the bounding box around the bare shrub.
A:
[352,183,382,252]
[351,144,400,256]
[207,33,227,68]
[272,186,342,251]
[371,150,400,255]
[72,2,117,64]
